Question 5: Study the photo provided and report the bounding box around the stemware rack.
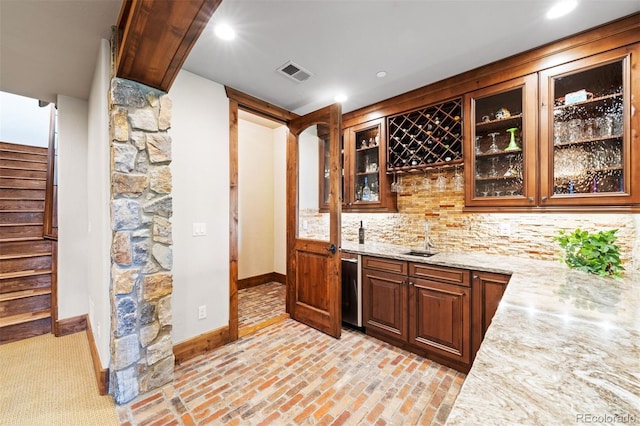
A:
[387,98,463,173]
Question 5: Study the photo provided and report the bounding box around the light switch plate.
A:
[192,222,207,236]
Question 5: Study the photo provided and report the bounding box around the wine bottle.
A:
[362,177,371,201]
[359,221,365,245]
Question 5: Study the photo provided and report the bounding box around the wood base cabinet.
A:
[408,278,471,367]
[471,271,511,361]
[362,256,408,343]
[362,256,473,372]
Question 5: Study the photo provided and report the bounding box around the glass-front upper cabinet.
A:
[464,74,537,207]
[345,118,395,211]
[320,118,395,212]
[539,47,638,206]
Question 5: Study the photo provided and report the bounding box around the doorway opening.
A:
[236,109,288,337]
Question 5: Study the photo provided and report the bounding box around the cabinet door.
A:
[408,278,470,365]
[362,268,407,342]
[471,272,510,361]
[464,74,538,207]
[344,118,396,212]
[539,46,640,206]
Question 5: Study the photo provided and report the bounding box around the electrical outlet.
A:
[198,305,207,320]
[498,222,511,236]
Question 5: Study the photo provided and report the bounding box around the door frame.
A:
[226,87,299,342]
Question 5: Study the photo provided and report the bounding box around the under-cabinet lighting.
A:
[214,23,236,41]
[546,0,578,19]
[334,93,348,103]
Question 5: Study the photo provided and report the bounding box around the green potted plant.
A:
[554,228,624,277]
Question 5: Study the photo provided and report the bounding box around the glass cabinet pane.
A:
[473,88,525,198]
[319,132,344,209]
[353,126,381,204]
[550,60,624,195]
[322,137,330,205]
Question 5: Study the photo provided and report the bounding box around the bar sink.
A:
[403,250,437,258]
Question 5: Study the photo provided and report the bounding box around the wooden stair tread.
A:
[0,222,42,227]
[0,148,47,156]
[0,269,52,280]
[0,166,47,171]
[0,252,52,260]
[0,210,44,213]
[0,288,51,302]
[0,197,46,201]
[0,186,45,190]
[0,157,48,164]
[0,310,50,328]
[0,143,48,154]
[0,237,44,243]
[0,176,46,181]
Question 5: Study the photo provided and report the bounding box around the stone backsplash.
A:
[310,169,639,272]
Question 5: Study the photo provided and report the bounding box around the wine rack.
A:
[387,98,463,172]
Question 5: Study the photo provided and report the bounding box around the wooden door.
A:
[287,104,342,338]
[408,278,470,365]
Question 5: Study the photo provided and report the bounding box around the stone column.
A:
[109,78,174,404]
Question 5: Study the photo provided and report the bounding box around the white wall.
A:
[0,91,50,147]
[238,119,287,279]
[238,120,275,279]
[170,70,230,343]
[56,95,89,319]
[86,39,112,367]
[273,126,287,275]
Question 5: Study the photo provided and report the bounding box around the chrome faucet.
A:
[424,220,436,251]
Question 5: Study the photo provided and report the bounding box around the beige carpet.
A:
[0,332,118,426]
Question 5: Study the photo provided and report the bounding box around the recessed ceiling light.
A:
[376,71,387,78]
[214,23,236,41]
[546,0,578,19]
[334,94,348,103]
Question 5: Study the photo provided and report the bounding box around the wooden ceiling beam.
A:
[116,0,222,93]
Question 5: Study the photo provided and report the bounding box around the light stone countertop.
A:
[341,241,640,425]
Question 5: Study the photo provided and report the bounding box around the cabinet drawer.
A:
[409,263,470,287]
[362,256,407,275]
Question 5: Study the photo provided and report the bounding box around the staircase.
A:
[0,141,53,344]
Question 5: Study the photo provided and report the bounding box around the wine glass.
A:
[475,136,483,155]
[487,132,500,154]
[452,165,464,191]
[489,157,499,177]
[423,170,432,191]
[504,155,518,177]
[391,173,398,193]
[397,175,404,194]
[436,168,447,192]
[411,179,420,194]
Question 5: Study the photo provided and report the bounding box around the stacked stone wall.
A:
[109,78,174,404]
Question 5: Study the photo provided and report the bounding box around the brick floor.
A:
[238,282,286,331]
[117,319,465,425]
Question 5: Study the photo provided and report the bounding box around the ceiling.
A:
[1,0,638,115]
[0,0,121,104]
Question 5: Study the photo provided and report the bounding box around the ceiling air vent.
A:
[277,61,312,83]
